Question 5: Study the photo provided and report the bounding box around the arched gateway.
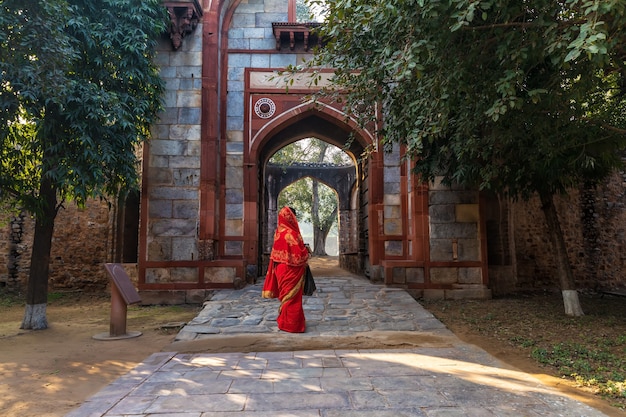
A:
[136,0,491,304]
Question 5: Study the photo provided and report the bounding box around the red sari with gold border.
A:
[262,207,309,333]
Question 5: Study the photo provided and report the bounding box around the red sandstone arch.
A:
[243,99,384,275]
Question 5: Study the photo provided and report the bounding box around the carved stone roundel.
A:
[254,97,276,119]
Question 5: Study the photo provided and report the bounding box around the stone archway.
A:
[245,100,377,279]
[263,162,357,267]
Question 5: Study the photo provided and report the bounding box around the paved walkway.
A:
[67,273,609,416]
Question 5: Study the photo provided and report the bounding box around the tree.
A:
[0,0,167,329]
[311,0,626,315]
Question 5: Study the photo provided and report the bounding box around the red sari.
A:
[262,207,309,333]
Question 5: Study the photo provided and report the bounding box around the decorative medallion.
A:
[254,97,276,119]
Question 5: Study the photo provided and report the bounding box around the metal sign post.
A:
[93,263,142,340]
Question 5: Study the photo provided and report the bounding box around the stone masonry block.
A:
[147,167,173,185]
[175,66,201,79]
[235,2,264,14]
[181,25,203,52]
[172,237,199,261]
[251,54,271,67]
[225,166,244,188]
[227,130,244,142]
[384,205,401,219]
[429,176,468,191]
[150,139,184,156]
[169,155,200,169]
[176,90,202,108]
[458,267,483,284]
[173,169,200,187]
[149,155,169,168]
[227,92,245,118]
[149,200,173,218]
[226,203,244,219]
[228,66,245,82]
[406,268,425,283]
[384,218,402,235]
[250,38,275,50]
[429,239,453,261]
[225,188,244,204]
[384,181,400,194]
[428,190,478,205]
[384,240,403,256]
[383,193,401,205]
[229,28,244,39]
[224,241,244,256]
[226,155,243,167]
[185,140,201,156]
[265,0,288,13]
[178,108,201,124]
[170,51,202,67]
[384,166,400,182]
[430,223,477,239]
[430,267,459,285]
[225,219,244,236]
[429,204,456,223]
[456,204,479,222]
[145,267,171,283]
[269,54,297,67]
[256,13,288,26]
[392,267,406,284]
[226,142,244,153]
[229,54,252,68]
[150,124,170,140]
[173,200,199,218]
[147,237,171,261]
[229,38,249,49]
[227,115,244,131]
[205,267,236,283]
[150,219,197,237]
[149,186,198,200]
[179,78,202,90]
[170,267,198,282]
[243,27,266,38]
[458,238,480,261]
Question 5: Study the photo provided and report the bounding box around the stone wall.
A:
[0,199,114,293]
[512,170,626,291]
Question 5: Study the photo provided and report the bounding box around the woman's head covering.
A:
[270,207,309,266]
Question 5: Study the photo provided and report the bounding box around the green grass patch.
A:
[531,339,626,401]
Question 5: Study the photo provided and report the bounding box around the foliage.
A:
[0,0,167,214]
[0,0,167,327]
[312,0,626,199]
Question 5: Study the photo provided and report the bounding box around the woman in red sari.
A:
[262,206,309,333]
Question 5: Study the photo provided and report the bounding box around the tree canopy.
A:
[0,0,167,328]
[310,0,626,315]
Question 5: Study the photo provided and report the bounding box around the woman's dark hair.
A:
[288,206,297,217]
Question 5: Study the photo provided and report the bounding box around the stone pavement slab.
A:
[66,276,610,416]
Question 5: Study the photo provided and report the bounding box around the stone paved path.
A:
[66,274,609,416]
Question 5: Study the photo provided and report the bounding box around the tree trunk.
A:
[21,177,58,330]
[539,191,584,316]
[311,179,328,256]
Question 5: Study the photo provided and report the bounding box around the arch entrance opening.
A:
[255,117,369,277]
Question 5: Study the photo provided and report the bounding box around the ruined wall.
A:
[0,199,114,293]
[512,170,626,291]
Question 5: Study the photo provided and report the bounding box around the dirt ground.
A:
[0,259,624,416]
